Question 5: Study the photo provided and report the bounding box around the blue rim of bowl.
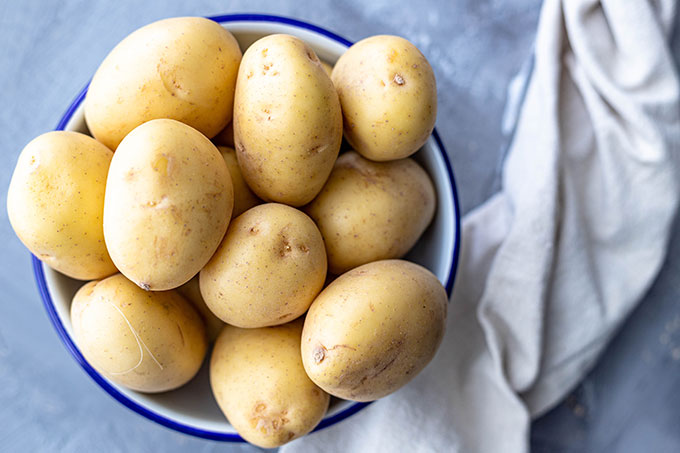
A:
[32,13,462,443]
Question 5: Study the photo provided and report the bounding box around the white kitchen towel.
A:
[282,0,680,452]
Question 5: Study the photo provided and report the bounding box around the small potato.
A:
[71,274,207,393]
[177,276,224,343]
[104,119,233,291]
[320,61,333,78]
[212,122,235,147]
[234,34,342,206]
[210,320,329,448]
[305,151,435,275]
[332,35,437,161]
[218,146,260,218]
[302,260,447,401]
[85,17,242,150]
[200,203,326,328]
[7,131,116,280]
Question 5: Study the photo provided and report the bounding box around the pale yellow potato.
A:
[233,34,342,206]
[305,151,435,275]
[332,35,437,161]
[200,203,326,328]
[210,320,329,448]
[177,276,224,343]
[212,122,235,147]
[7,131,117,280]
[320,61,333,78]
[85,17,242,150]
[71,274,207,393]
[104,119,233,291]
[302,260,447,401]
[218,146,260,218]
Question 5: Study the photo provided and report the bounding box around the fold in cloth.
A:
[283,0,680,451]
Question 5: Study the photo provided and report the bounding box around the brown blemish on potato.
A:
[176,323,185,347]
[250,406,290,435]
[298,244,309,253]
[393,74,405,85]
[307,144,328,156]
[305,48,317,62]
[279,241,292,257]
[313,345,326,364]
[158,62,190,99]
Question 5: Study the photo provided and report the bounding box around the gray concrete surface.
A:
[0,1,677,452]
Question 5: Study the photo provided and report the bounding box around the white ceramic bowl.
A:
[33,14,461,442]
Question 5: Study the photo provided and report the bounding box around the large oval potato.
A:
[301,260,447,401]
[71,274,207,393]
[85,17,242,150]
[210,320,329,448]
[332,35,437,161]
[200,203,326,328]
[218,146,260,218]
[233,34,342,206]
[7,131,117,280]
[305,151,435,275]
[104,119,233,291]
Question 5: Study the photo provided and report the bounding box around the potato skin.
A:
[320,61,333,78]
[332,35,437,161]
[233,34,342,206]
[177,276,224,343]
[210,320,329,448]
[71,274,207,393]
[104,119,233,291]
[305,151,435,275]
[85,17,242,150]
[7,131,117,280]
[218,146,260,218]
[200,203,326,328]
[301,260,447,401]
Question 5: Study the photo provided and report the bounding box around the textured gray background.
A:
[0,1,678,452]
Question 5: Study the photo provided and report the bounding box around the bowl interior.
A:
[40,17,458,440]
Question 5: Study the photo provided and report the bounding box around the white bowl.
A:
[32,13,461,442]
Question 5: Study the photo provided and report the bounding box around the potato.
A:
[200,203,326,328]
[210,320,329,448]
[305,151,435,275]
[177,276,224,343]
[332,35,437,161]
[218,146,260,218]
[301,260,447,401]
[7,131,117,280]
[320,61,333,78]
[233,34,342,206]
[213,122,234,147]
[85,17,242,150]
[71,274,207,393]
[104,119,233,291]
